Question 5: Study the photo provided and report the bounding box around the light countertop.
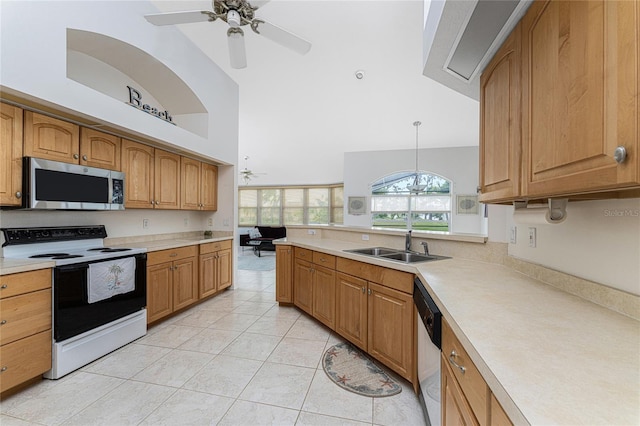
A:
[277,237,640,425]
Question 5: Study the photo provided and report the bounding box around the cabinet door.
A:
[0,289,51,345]
[200,163,218,211]
[490,394,512,426]
[293,258,313,315]
[312,264,335,329]
[154,149,181,210]
[24,111,80,163]
[335,272,367,351]
[479,24,521,203]
[522,0,639,197]
[173,256,198,311]
[146,262,173,323]
[442,355,479,426]
[199,253,217,299]
[79,128,121,170]
[217,248,232,292]
[0,331,51,393]
[122,139,154,208]
[367,281,414,381]
[0,103,23,206]
[276,246,293,303]
[181,157,201,210]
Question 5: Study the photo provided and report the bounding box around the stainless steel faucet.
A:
[421,241,429,256]
[405,230,412,252]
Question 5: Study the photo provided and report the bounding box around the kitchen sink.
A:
[344,247,449,263]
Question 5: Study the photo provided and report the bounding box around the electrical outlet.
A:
[207,218,213,227]
[184,218,189,227]
[528,227,537,248]
[361,234,370,241]
[223,219,230,226]
[142,219,149,229]
[308,229,317,235]
[510,226,517,244]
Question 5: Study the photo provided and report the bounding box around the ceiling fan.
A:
[144,0,312,69]
[239,156,266,185]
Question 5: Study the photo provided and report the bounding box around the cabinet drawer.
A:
[0,330,51,393]
[295,247,313,261]
[0,289,52,346]
[147,245,198,265]
[312,251,336,269]
[442,320,488,424]
[336,257,413,294]
[0,269,51,299]
[200,239,232,254]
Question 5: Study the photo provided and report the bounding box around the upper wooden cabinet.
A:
[122,139,155,208]
[181,158,218,211]
[154,149,181,210]
[480,0,639,203]
[479,24,521,203]
[79,128,121,170]
[24,111,80,163]
[0,103,23,206]
[521,0,639,197]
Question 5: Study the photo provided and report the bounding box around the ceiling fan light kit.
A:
[144,0,312,69]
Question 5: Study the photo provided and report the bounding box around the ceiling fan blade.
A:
[251,19,311,55]
[248,0,271,9]
[144,11,214,26]
[227,28,247,69]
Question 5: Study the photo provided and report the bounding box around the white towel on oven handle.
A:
[88,257,136,303]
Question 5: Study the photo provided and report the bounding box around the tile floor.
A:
[0,251,426,426]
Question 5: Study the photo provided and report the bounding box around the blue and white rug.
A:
[322,342,402,397]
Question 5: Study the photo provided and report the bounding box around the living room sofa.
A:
[240,226,286,256]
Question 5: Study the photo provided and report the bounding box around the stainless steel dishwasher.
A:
[414,276,442,426]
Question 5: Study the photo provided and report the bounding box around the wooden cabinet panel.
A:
[217,248,232,291]
[0,331,51,393]
[479,24,521,203]
[24,111,79,163]
[335,272,367,351]
[336,257,413,294]
[200,162,218,211]
[79,128,121,170]
[312,264,335,329]
[0,103,23,206]
[199,243,232,299]
[147,262,173,323]
[199,253,217,299]
[294,247,312,261]
[122,139,154,208]
[490,394,512,426]
[442,354,479,426]
[312,251,336,269]
[154,149,180,210]
[147,245,198,266]
[0,269,51,299]
[276,245,293,303]
[293,258,313,315]
[181,157,201,210]
[367,282,413,381]
[0,289,51,346]
[173,256,198,311]
[522,0,639,197]
[200,240,232,254]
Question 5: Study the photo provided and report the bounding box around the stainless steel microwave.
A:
[23,157,125,210]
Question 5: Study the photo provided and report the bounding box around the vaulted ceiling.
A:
[150,1,480,185]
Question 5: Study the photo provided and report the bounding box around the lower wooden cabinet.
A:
[146,246,198,324]
[0,268,52,393]
[293,248,336,329]
[293,256,313,315]
[199,240,232,299]
[335,272,368,350]
[275,245,293,303]
[442,354,478,425]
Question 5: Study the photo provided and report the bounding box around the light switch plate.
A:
[528,227,536,248]
[510,226,517,244]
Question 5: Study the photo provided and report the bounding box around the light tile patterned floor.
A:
[0,251,426,425]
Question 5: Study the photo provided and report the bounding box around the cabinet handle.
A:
[73,154,79,159]
[614,146,627,164]
[367,288,371,295]
[476,186,481,194]
[448,350,466,374]
[169,253,177,257]
[150,200,155,205]
[0,366,6,373]
[361,286,365,293]
[15,191,21,199]
[0,320,6,325]
[82,155,88,161]
[0,284,7,289]
[155,201,160,205]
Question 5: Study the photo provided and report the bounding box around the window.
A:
[371,172,451,231]
[238,185,344,227]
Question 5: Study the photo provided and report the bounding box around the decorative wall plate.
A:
[457,195,479,214]
[348,196,367,215]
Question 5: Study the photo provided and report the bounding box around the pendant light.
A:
[408,121,426,194]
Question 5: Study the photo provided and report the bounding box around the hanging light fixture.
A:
[408,121,426,194]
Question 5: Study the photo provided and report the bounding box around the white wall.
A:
[504,198,640,296]
[343,146,485,234]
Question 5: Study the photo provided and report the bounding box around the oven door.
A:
[53,253,146,341]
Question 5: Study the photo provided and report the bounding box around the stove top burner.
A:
[29,253,70,258]
[87,248,132,253]
[52,254,84,260]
